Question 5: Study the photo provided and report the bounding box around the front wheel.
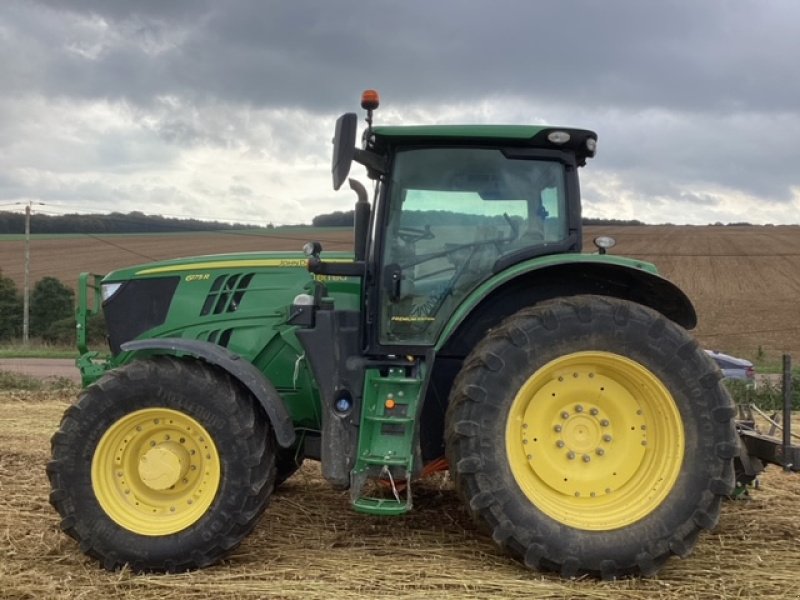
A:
[47,356,276,572]
[445,296,736,579]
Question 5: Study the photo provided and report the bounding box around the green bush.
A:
[0,271,22,340]
[30,277,74,337]
[44,312,107,347]
[724,377,800,410]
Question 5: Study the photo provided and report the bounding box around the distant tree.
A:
[582,218,646,226]
[0,271,22,340]
[30,277,74,338]
[312,211,355,227]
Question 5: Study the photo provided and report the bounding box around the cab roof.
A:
[370,124,597,163]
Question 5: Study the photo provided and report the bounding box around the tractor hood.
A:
[101,250,354,282]
[96,250,358,357]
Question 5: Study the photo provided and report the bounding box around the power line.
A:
[79,233,158,262]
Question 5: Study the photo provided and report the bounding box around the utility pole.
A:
[22,201,44,346]
[23,203,30,344]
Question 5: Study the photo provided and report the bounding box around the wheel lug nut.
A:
[556,440,565,448]
[553,425,562,433]
[582,454,591,463]
[603,434,613,443]
[566,451,575,460]
[561,411,570,420]
[596,448,605,456]
[589,408,599,416]
[600,419,610,427]
[575,404,584,413]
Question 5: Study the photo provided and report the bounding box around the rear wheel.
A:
[445,296,736,579]
[48,356,276,572]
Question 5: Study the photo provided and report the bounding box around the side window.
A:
[541,187,567,242]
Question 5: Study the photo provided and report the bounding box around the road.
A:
[0,358,81,383]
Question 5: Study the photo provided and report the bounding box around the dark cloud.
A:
[5,0,797,114]
[0,0,797,224]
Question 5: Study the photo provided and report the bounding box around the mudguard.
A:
[121,338,296,448]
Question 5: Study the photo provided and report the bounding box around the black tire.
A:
[445,295,736,579]
[47,356,276,572]
[275,447,304,488]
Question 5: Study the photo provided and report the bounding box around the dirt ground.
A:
[1,391,798,599]
[1,225,798,360]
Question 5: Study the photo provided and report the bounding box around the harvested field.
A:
[1,391,799,599]
[0,224,798,359]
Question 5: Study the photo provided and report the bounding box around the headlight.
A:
[101,282,123,302]
[593,236,617,255]
[303,241,322,257]
[547,131,570,145]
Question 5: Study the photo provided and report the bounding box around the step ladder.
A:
[350,366,423,515]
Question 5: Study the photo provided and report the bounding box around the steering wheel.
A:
[397,225,435,244]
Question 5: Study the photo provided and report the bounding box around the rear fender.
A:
[121,338,296,448]
[436,257,697,356]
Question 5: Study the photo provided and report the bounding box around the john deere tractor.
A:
[49,90,747,578]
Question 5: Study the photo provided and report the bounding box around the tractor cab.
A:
[307,89,599,352]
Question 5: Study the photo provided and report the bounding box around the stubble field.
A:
[1,390,799,599]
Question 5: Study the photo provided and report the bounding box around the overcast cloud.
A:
[1,0,798,225]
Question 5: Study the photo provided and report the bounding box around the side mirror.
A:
[332,113,357,190]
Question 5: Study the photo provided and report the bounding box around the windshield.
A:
[380,147,569,345]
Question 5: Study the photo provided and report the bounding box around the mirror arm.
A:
[353,148,386,174]
[307,257,366,277]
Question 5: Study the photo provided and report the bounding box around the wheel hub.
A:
[138,442,190,491]
[561,412,601,454]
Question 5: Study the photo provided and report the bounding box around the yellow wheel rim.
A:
[505,351,684,530]
[92,408,221,536]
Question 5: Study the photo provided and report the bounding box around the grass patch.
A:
[0,342,76,359]
[0,370,77,392]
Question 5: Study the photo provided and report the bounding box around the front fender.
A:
[121,338,296,448]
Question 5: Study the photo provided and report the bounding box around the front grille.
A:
[104,277,180,355]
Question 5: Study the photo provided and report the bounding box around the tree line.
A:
[0,211,266,234]
[0,271,104,345]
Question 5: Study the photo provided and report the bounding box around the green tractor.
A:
[49,90,747,578]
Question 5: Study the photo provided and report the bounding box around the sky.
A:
[1,0,798,226]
